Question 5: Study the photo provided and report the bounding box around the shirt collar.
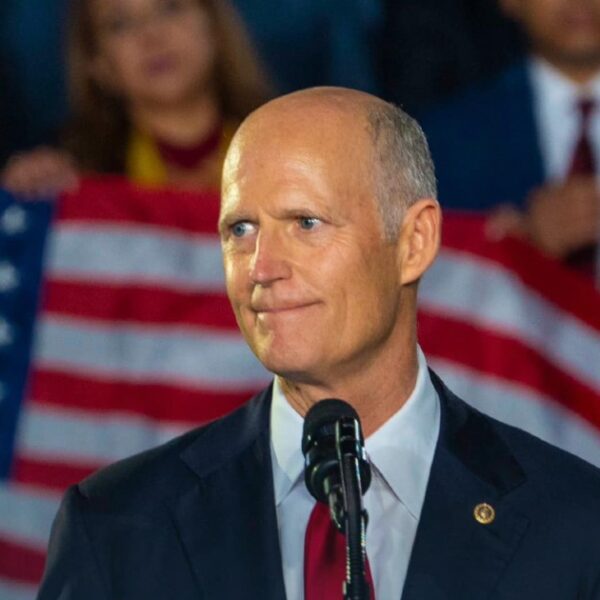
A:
[270,347,440,519]
[364,347,440,519]
[270,375,306,507]
[529,56,600,110]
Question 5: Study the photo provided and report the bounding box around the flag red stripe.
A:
[12,456,101,493]
[57,177,222,233]
[29,370,255,422]
[0,538,46,585]
[43,280,238,329]
[419,311,600,429]
[441,213,600,329]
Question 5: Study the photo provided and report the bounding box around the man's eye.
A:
[298,217,321,231]
[231,222,254,237]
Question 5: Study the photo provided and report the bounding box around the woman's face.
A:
[90,0,217,108]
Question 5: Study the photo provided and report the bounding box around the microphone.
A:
[302,399,372,599]
[302,399,371,526]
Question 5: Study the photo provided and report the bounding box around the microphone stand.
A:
[302,399,372,600]
[336,419,370,600]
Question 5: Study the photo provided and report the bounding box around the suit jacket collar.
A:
[174,385,287,599]
[401,371,530,600]
[170,373,530,599]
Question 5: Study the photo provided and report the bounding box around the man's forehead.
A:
[222,134,369,210]
[233,89,374,154]
[220,88,383,210]
[224,109,370,185]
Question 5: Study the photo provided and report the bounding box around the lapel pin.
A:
[473,502,495,525]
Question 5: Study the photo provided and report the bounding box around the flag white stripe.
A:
[0,484,60,550]
[421,251,600,390]
[0,577,38,600]
[46,224,226,291]
[18,404,189,465]
[431,358,600,468]
[33,314,271,388]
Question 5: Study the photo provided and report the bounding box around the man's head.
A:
[366,100,437,240]
[219,88,440,386]
[501,0,600,76]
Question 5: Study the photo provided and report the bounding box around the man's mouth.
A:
[252,301,319,315]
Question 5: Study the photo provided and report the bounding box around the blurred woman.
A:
[2,0,271,195]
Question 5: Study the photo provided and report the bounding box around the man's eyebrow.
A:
[218,211,252,232]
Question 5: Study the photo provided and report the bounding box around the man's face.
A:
[503,0,600,66]
[220,114,405,384]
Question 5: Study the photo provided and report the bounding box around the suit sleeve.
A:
[37,485,109,600]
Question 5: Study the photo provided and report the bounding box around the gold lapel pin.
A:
[473,502,495,525]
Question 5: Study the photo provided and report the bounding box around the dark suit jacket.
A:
[38,372,600,599]
[381,0,523,113]
[419,61,546,212]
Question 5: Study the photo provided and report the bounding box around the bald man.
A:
[38,89,600,600]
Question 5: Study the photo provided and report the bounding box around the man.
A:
[419,0,600,273]
[38,88,600,599]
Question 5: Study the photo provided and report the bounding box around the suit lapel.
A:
[171,388,287,599]
[402,373,530,600]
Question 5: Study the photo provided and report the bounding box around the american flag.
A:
[0,178,598,599]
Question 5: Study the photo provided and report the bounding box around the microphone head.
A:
[302,399,361,455]
[302,399,370,503]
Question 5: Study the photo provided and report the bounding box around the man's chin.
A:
[544,42,600,68]
[254,349,322,384]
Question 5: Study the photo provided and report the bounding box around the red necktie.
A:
[567,97,596,177]
[565,97,598,277]
[304,501,375,599]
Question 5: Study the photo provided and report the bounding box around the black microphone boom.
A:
[302,399,372,599]
[302,399,371,512]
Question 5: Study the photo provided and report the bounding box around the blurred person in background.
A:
[0,0,379,179]
[1,0,272,196]
[420,0,600,279]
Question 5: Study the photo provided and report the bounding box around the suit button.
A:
[473,503,495,525]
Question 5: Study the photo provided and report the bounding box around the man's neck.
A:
[535,53,600,87]
[130,89,221,146]
[278,343,419,438]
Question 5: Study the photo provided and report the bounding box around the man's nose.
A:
[249,230,291,286]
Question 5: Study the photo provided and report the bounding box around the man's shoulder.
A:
[77,425,203,509]
[419,60,532,128]
[491,408,600,503]
[417,59,542,209]
[75,389,271,514]
[440,377,600,507]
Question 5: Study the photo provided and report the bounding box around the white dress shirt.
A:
[270,347,441,600]
[529,56,600,182]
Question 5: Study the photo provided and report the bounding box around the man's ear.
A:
[397,198,441,285]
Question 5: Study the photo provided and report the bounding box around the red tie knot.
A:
[578,97,596,122]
